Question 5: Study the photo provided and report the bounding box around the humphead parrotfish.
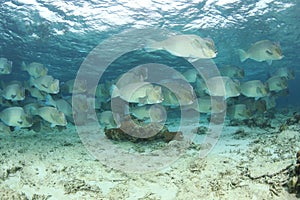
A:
[30,75,59,94]
[31,106,67,127]
[0,57,12,74]
[0,107,32,128]
[145,34,217,62]
[21,62,48,78]
[237,40,283,65]
[1,82,25,101]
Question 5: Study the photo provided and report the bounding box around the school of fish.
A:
[0,34,294,132]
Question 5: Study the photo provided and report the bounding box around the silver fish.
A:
[205,76,240,99]
[237,40,283,65]
[271,67,295,80]
[227,104,251,120]
[112,82,163,105]
[33,106,67,127]
[265,76,288,92]
[240,80,268,99]
[0,57,12,74]
[21,62,48,78]
[146,34,217,61]
[219,65,244,78]
[30,75,59,94]
[0,107,32,128]
[1,82,25,101]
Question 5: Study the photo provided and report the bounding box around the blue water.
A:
[0,0,299,103]
[0,0,300,77]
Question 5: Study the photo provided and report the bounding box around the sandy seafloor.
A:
[0,107,299,200]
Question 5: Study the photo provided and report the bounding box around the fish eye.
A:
[265,49,273,55]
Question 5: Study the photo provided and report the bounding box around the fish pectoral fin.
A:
[138,96,147,105]
[17,120,23,125]
[11,94,16,99]
[187,57,199,63]
[266,60,272,65]
[14,126,21,131]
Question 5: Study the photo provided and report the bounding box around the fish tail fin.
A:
[45,94,56,107]
[21,61,27,71]
[237,49,248,62]
[144,39,162,52]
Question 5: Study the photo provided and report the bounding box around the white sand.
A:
[0,111,299,200]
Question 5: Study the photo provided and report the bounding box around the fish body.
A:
[0,122,11,134]
[72,94,89,113]
[129,104,166,123]
[99,111,119,128]
[115,68,148,89]
[146,34,217,61]
[271,67,295,80]
[1,82,25,101]
[227,104,251,120]
[205,76,240,99]
[183,69,199,83]
[112,82,163,104]
[160,79,196,106]
[61,79,87,94]
[219,65,244,78]
[21,62,48,78]
[185,96,226,114]
[33,106,67,127]
[240,80,268,98]
[237,40,283,65]
[0,107,32,128]
[30,75,59,94]
[93,83,111,104]
[260,96,276,110]
[54,99,73,118]
[26,85,47,100]
[265,76,288,92]
[0,57,12,74]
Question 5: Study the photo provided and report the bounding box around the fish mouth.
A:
[213,50,218,57]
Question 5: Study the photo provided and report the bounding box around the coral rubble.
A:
[104,116,182,143]
[287,150,300,197]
